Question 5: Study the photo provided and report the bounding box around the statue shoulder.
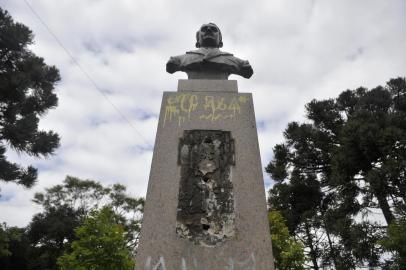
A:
[166,55,183,74]
[166,52,202,73]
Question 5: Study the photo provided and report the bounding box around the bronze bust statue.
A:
[166,23,253,79]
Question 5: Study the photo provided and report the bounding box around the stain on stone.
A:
[176,130,235,246]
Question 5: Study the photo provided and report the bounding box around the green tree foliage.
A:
[380,220,406,269]
[0,176,143,270]
[269,210,305,270]
[57,207,135,270]
[26,205,81,270]
[0,224,30,270]
[267,77,406,269]
[33,176,144,249]
[26,176,143,269]
[0,223,22,257]
[268,173,328,269]
[0,8,60,190]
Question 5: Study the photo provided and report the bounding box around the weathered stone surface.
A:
[177,130,235,246]
[136,80,274,270]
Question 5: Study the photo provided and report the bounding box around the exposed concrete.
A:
[176,130,235,246]
[136,80,274,270]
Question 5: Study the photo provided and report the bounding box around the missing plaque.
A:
[176,130,235,246]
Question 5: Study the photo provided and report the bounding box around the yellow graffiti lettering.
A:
[204,96,215,110]
[163,104,179,126]
[164,94,248,126]
[217,98,227,110]
[228,98,241,116]
[180,94,198,119]
[199,114,213,120]
[238,96,248,103]
[163,94,200,126]
[178,116,186,126]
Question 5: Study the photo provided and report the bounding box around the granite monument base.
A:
[136,80,274,270]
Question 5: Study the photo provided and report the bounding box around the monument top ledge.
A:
[166,23,253,80]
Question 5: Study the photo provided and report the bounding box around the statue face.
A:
[197,23,222,48]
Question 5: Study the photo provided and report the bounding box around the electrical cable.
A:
[23,0,154,149]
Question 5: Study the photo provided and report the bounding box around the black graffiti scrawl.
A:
[176,130,235,246]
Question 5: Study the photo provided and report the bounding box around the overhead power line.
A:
[23,0,153,149]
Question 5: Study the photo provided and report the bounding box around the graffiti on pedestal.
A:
[163,94,249,126]
[144,253,256,270]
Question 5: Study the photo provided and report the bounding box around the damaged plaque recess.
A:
[176,130,235,246]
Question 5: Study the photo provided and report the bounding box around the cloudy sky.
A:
[1,0,405,226]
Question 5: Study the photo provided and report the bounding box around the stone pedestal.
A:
[136,80,274,270]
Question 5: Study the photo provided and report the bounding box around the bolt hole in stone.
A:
[202,224,210,231]
[202,175,210,182]
[204,137,213,143]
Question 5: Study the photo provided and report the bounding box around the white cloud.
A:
[0,0,405,226]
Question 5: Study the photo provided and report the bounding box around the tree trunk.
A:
[305,223,319,270]
[369,170,395,225]
[324,221,339,269]
[375,192,395,225]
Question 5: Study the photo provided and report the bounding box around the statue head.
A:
[195,23,223,48]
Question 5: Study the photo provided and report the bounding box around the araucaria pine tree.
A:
[0,8,60,190]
